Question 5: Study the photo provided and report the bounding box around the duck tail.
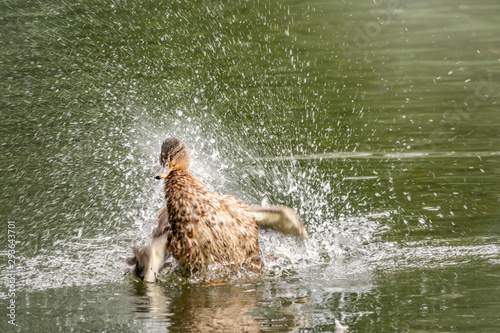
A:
[248,205,308,238]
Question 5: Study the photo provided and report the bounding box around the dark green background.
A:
[1,0,499,331]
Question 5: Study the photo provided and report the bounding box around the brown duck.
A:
[127,137,307,282]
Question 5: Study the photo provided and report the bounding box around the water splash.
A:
[4,109,498,293]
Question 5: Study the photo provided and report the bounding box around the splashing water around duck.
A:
[126,137,308,282]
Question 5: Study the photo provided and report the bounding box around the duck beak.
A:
[154,162,171,180]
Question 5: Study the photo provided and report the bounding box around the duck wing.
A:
[248,205,308,238]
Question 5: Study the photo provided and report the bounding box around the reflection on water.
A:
[1,0,500,331]
[131,281,307,332]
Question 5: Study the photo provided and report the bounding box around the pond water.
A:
[1,0,499,331]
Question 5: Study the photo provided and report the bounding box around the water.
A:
[1,0,499,331]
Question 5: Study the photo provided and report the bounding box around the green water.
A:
[1,0,499,331]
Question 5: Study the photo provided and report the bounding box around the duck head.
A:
[154,137,191,180]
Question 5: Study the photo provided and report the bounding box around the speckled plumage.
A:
[126,138,308,281]
[156,138,261,273]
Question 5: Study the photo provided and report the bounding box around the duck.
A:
[127,137,307,282]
